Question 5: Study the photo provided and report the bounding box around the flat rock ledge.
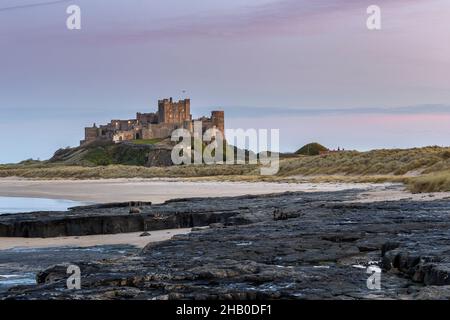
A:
[2,190,450,299]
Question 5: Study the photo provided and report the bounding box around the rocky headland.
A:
[2,188,450,299]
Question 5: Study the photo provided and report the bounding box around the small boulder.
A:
[273,209,288,221]
[129,207,141,214]
[140,232,151,237]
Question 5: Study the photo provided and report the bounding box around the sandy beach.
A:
[0,178,376,203]
[2,178,449,251]
[0,228,192,250]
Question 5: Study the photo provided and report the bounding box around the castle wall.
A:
[137,112,158,125]
[109,120,138,131]
[113,130,135,143]
[142,123,179,140]
[84,127,99,142]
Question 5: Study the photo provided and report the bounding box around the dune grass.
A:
[1,146,450,193]
[0,163,258,180]
[278,147,450,177]
[406,171,450,193]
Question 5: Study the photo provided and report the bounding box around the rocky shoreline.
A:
[2,189,450,299]
[0,244,140,294]
[0,199,240,238]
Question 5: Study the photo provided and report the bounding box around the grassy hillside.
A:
[1,145,450,193]
[277,146,450,193]
[279,146,450,176]
[49,140,172,167]
[295,143,329,156]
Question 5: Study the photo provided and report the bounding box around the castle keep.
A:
[80,98,225,145]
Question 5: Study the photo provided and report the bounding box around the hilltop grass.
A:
[1,146,450,193]
[130,139,162,145]
[295,142,328,156]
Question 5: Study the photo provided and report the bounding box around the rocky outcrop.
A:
[3,190,450,299]
[381,233,450,286]
[0,198,242,238]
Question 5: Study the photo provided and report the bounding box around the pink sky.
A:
[229,113,450,152]
[0,0,449,161]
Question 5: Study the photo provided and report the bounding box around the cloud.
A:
[202,104,450,119]
[96,0,419,42]
[0,0,71,13]
[3,0,426,45]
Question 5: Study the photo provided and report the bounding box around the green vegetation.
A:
[0,163,258,180]
[295,142,329,156]
[279,146,450,176]
[49,141,165,166]
[83,144,152,166]
[130,138,162,145]
[406,171,450,193]
[2,144,450,193]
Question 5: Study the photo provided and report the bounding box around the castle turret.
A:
[211,110,225,135]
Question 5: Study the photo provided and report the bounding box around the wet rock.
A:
[36,264,70,285]
[413,285,450,300]
[2,190,450,299]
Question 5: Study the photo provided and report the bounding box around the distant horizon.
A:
[1,0,450,163]
[2,101,450,165]
[2,100,450,164]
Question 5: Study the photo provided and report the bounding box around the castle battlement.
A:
[80,98,224,146]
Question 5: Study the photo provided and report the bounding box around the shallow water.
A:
[0,196,83,214]
[0,274,36,287]
[0,245,140,294]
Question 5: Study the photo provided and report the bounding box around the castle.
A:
[80,98,224,146]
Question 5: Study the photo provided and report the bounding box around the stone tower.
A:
[157,97,191,124]
[211,110,225,136]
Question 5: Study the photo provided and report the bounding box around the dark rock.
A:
[209,223,225,229]
[140,232,151,237]
[2,190,450,299]
[129,207,141,214]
